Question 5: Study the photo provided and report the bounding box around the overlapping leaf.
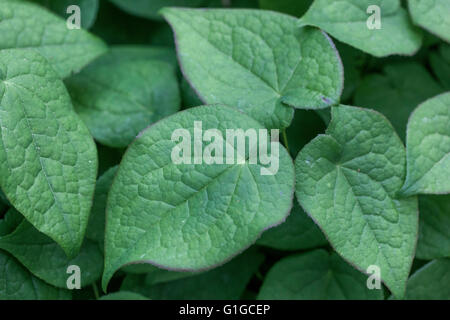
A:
[408,0,450,43]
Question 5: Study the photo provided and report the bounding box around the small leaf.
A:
[161,8,343,129]
[408,0,450,43]
[400,92,450,196]
[416,195,450,260]
[257,201,327,251]
[121,249,264,300]
[66,53,180,148]
[0,49,98,256]
[298,0,422,57]
[0,250,71,300]
[258,250,383,299]
[102,105,294,290]
[0,0,107,78]
[403,259,450,300]
[295,105,418,298]
[354,62,443,141]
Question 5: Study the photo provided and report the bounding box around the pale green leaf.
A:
[0,49,98,256]
[0,0,107,78]
[298,0,422,57]
[162,8,343,129]
[400,92,450,196]
[295,105,418,298]
[408,0,450,43]
[102,105,294,290]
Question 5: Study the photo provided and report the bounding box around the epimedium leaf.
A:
[403,259,450,299]
[0,0,107,78]
[416,195,450,260]
[295,105,418,299]
[0,250,71,300]
[85,165,118,248]
[298,0,422,57]
[99,291,149,300]
[257,249,383,299]
[408,0,450,43]
[30,0,100,29]
[400,92,450,196]
[257,200,327,251]
[120,248,264,300]
[102,105,295,290]
[161,8,344,129]
[65,53,180,148]
[430,43,450,90]
[354,62,443,141]
[0,49,98,257]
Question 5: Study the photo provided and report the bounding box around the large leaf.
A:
[400,92,450,196]
[121,249,264,300]
[162,8,343,129]
[0,209,103,288]
[31,0,99,29]
[102,105,294,290]
[0,49,98,256]
[416,195,450,260]
[0,0,106,78]
[408,0,450,43]
[257,201,327,251]
[0,250,71,300]
[298,0,422,57]
[66,52,180,148]
[295,105,418,298]
[258,250,383,299]
[403,259,450,299]
[354,62,443,141]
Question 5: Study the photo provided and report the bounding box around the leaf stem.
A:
[281,128,290,154]
[92,283,100,300]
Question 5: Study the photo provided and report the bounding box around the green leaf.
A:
[122,264,197,284]
[161,8,343,129]
[258,250,383,299]
[403,259,450,299]
[0,49,98,257]
[354,62,443,141]
[430,43,450,90]
[257,201,327,251]
[99,291,149,300]
[416,195,450,260]
[121,249,264,300]
[102,105,294,290]
[0,250,71,300]
[408,0,450,43]
[298,0,422,57]
[66,52,180,148]
[0,208,103,288]
[400,92,450,196]
[0,0,107,78]
[30,0,99,29]
[259,0,313,17]
[295,105,418,298]
[86,166,118,247]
